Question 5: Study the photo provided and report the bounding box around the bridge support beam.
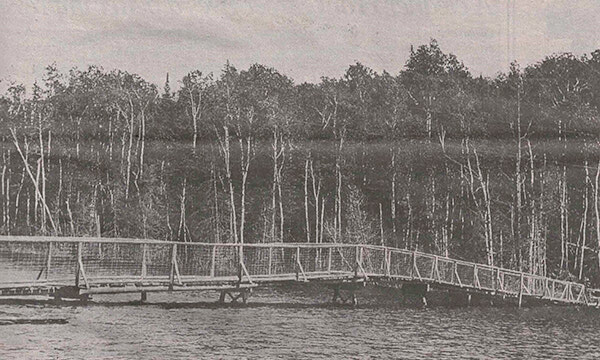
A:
[218,288,252,305]
[331,287,358,306]
[447,291,474,307]
[329,281,365,307]
[401,283,429,308]
[51,286,90,303]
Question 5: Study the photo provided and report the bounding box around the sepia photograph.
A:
[1,0,599,358]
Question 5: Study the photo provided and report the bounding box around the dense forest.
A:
[1,40,600,284]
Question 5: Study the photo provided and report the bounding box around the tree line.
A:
[2,40,599,143]
[1,40,600,284]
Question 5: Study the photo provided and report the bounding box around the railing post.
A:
[75,243,80,288]
[141,244,147,279]
[518,272,524,308]
[409,252,414,279]
[411,251,417,280]
[578,285,586,304]
[138,243,148,302]
[236,244,254,284]
[496,269,502,291]
[169,243,178,289]
[75,241,89,289]
[210,245,216,277]
[453,260,463,287]
[359,246,364,271]
[496,268,502,292]
[296,246,301,279]
[169,243,175,288]
[355,245,360,277]
[451,260,456,285]
[46,241,53,280]
[327,247,332,273]
[385,249,391,277]
[238,244,244,283]
[431,256,438,280]
[268,246,273,276]
[294,246,308,281]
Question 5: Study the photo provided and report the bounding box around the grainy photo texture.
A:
[1,1,600,359]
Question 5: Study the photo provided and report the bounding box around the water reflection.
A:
[1,286,600,359]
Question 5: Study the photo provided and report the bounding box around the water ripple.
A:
[1,289,600,359]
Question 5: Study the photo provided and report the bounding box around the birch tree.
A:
[179,71,212,150]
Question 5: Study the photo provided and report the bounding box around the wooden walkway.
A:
[0,236,598,306]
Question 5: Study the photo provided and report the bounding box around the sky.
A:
[1,0,599,90]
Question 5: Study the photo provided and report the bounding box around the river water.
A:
[1,285,599,359]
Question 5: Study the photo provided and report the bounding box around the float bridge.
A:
[0,236,597,307]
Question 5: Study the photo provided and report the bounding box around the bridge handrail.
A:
[0,236,361,248]
[0,236,584,281]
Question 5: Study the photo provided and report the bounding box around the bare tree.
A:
[181,71,212,151]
